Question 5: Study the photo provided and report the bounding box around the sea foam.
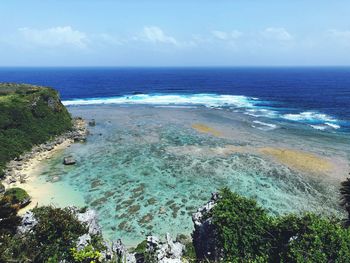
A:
[282,111,336,123]
[63,93,257,108]
[252,120,277,130]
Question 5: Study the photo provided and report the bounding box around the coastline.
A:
[1,118,88,213]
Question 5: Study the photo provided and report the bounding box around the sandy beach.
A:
[3,140,73,214]
[1,119,87,214]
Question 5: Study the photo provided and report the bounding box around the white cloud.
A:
[141,26,178,45]
[261,27,293,41]
[211,30,242,40]
[18,26,88,48]
[326,29,350,45]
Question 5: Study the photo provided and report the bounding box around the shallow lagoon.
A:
[33,105,349,246]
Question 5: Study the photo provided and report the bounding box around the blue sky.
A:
[1,0,350,66]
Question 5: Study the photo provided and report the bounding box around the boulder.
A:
[63,156,76,165]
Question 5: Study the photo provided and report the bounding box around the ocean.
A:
[1,67,350,132]
[1,67,350,246]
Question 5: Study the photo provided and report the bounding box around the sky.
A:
[0,0,350,66]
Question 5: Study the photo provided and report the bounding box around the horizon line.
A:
[1,65,350,68]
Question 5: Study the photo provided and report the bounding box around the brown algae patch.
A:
[259,147,332,174]
[192,123,222,137]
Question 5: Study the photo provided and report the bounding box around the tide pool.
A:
[33,105,349,246]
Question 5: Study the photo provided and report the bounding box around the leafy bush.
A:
[0,196,21,237]
[182,242,197,262]
[71,245,102,263]
[211,188,350,262]
[271,214,350,263]
[212,187,272,261]
[3,187,30,206]
[0,206,89,262]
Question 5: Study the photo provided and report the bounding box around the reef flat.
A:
[19,104,349,246]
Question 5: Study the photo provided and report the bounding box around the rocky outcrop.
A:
[146,233,184,263]
[76,208,102,235]
[76,233,92,251]
[111,239,136,263]
[192,192,222,262]
[17,211,38,234]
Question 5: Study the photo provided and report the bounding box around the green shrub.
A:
[71,245,102,263]
[270,214,350,263]
[0,196,21,237]
[132,239,147,254]
[211,188,350,263]
[212,187,272,261]
[183,242,197,262]
[0,206,90,262]
[3,187,30,206]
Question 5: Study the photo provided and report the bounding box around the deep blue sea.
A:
[0,67,349,132]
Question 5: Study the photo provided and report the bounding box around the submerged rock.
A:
[88,119,96,126]
[63,156,76,165]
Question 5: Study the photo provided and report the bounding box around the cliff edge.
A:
[0,83,72,177]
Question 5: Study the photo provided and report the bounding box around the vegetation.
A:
[340,175,350,227]
[0,195,21,237]
[71,245,102,263]
[0,83,72,177]
[211,187,350,262]
[182,242,196,262]
[3,187,30,206]
[0,206,104,263]
[1,83,350,261]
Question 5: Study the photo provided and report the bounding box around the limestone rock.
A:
[146,233,184,263]
[76,233,91,251]
[77,209,101,235]
[18,211,38,234]
[112,239,136,263]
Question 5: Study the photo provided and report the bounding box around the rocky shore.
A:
[2,117,88,186]
[14,191,221,262]
[18,206,189,263]
[17,193,222,263]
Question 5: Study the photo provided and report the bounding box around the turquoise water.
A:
[38,105,349,246]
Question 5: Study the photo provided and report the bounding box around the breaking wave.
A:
[63,93,344,131]
[63,93,257,108]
